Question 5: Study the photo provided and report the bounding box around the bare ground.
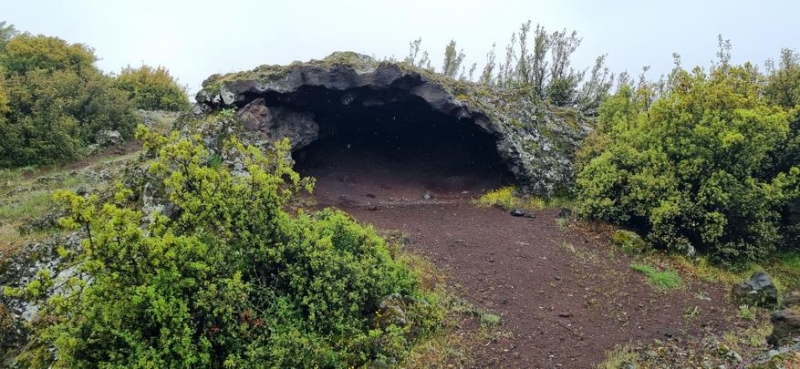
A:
[299,153,743,368]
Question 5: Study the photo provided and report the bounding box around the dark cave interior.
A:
[269,86,514,203]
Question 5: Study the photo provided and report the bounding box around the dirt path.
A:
[297,150,740,368]
[344,203,735,368]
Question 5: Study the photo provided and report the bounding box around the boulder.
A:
[732,272,779,309]
[237,98,319,150]
[768,290,800,348]
[769,307,800,348]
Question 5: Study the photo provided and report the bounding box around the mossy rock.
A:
[612,230,646,254]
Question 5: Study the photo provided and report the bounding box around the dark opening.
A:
[288,87,513,205]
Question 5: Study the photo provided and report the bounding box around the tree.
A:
[0,21,17,52]
[546,29,584,106]
[574,55,614,115]
[441,39,465,79]
[764,48,800,245]
[765,48,800,110]
[0,32,137,167]
[1,33,96,76]
[9,126,440,367]
[115,64,190,111]
[530,24,550,97]
[479,43,497,85]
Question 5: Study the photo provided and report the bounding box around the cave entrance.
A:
[290,87,514,206]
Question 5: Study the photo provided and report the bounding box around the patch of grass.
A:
[0,191,54,222]
[555,217,569,230]
[631,263,683,291]
[738,305,753,320]
[403,298,504,368]
[720,314,772,352]
[766,252,800,291]
[479,312,501,328]
[683,306,700,322]
[474,186,516,209]
[473,186,573,212]
[597,344,639,369]
[668,255,741,285]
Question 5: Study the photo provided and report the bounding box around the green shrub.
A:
[8,127,440,367]
[577,59,800,263]
[115,64,190,111]
[0,32,137,167]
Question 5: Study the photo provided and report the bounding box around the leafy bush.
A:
[115,65,190,111]
[577,55,800,263]
[0,31,138,167]
[8,127,440,367]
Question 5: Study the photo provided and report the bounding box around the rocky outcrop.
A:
[194,52,592,196]
[769,291,800,348]
[236,98,319,150]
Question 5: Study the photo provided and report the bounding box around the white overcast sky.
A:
[4,0,799,96]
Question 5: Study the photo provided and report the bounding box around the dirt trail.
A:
[297,148,739,368]
[346,203,736,368]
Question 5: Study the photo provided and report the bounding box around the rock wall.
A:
[194,52,592,196]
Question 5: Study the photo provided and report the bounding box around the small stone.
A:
[75,186,89,196]
[727,350,742,363]
[423,193,432,200]
[510,208,525,217]
[732,272,779,309]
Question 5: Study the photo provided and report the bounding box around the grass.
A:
[474,186,573,212]
[479,312,501,328]
[765,252,800,291]
[0,191,54,222]
[597,344,639,369]
[738,305,754,320]
[630,263,683,291]
[403,298,507,368]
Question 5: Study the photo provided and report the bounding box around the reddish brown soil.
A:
[301,157,740,368]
